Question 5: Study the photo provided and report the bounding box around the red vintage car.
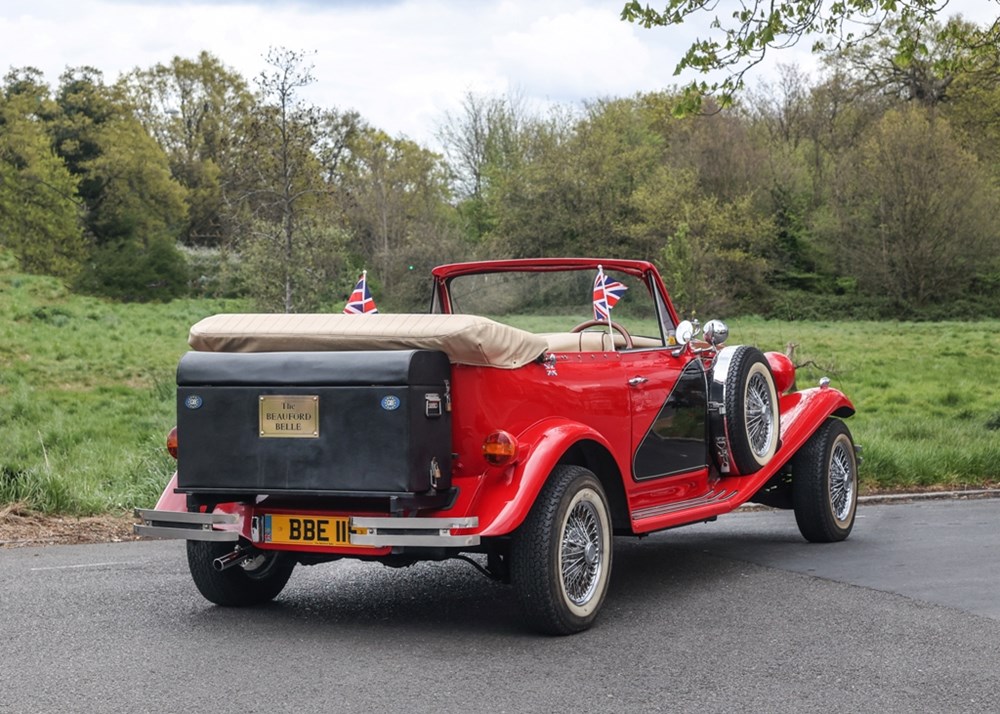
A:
[136,258,857,634]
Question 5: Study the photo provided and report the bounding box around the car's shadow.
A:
[173,534,803,638]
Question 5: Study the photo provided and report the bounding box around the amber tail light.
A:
[166,426,178,460]
[483,430,518,466]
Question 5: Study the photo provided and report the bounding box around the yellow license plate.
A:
[263,514,366,547]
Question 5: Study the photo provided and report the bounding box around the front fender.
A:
[776,386,855,469]
[657,385,856,520]
[476,417,619,537]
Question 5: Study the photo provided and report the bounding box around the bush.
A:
[77,235,189,302]
[179,245,247,299]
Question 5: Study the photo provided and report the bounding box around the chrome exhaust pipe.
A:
[213,547,255,571]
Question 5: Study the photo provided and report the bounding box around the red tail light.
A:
[166,426,178,460]
[483,430,518,466]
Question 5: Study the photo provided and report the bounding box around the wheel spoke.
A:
[745,373,774,457]
[829,442,855,522]
[561,499,604,606]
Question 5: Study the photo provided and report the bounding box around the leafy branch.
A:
[620,0,1000,114]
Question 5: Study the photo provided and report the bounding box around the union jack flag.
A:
[593,267,627,321]
[343,271,378,314]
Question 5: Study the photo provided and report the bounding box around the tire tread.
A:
[510,465,610,635]
[792,418,856,543]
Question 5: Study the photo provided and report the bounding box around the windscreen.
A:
[446,267,666,344]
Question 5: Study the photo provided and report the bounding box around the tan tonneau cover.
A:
[188,313,548,369]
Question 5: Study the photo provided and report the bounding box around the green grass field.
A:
[0,265,246,514]
[1,262,997,515]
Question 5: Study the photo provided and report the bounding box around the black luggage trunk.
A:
[175,350,452,496]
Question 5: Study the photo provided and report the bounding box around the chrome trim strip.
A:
[351,534,481,547]
[133,509,238,525]
[351,516,478,530]
[350,516,480,548]
[133,525,239,541]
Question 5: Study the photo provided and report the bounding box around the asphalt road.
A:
[2,499,999,714]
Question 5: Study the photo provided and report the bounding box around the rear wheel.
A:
[793,419,858,543]
[187,541,295,606]
[511,465,613,635]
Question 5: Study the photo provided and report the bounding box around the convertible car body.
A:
[136,258,858,634]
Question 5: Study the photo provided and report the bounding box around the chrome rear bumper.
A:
[134,509,239,541]
[133,509,479,548]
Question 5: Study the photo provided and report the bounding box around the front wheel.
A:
[792,419,858,543]
[510,465,613,635]
[187,540,295,606]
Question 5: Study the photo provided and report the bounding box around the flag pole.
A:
[598,264,614,351]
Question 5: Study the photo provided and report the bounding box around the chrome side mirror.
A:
[703,319,729,346]
[675,320,695,345]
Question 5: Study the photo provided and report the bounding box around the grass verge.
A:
[2,264,997,514]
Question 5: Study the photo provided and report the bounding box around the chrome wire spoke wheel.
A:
[511,465,613,634]
[715,346,779,474]
[745,371,775,458]
[793,419,858,543]
[829,439,856,525]
[560,499,603,606]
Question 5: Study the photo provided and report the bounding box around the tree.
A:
[437,91,531,240]
[657,94,766,203]
[828,15,1000,106]
[120,52,255,247]
[620,0,1000,113]
[338,125,460,308]
[0,70,86,278]
[746,66,860,289]
[487,98,665,260]
[227,48,348,313]
[831,106,999,307]
[627,166,775,315]
[53,67,189,301]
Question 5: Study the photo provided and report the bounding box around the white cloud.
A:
[2,0,997,149]
[2,0,689,147]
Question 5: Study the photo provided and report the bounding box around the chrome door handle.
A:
[628,376,648,387]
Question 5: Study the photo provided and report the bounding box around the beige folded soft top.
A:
[188,313,549,369]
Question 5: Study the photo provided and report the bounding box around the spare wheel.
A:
[709,345,780,475]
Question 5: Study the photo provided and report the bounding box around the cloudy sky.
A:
[2,1,994,149]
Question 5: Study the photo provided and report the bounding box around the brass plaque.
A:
[259,395,319,438]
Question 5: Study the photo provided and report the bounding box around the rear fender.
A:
[153,472,185,511]
[148,471,245,533]
[476,418,618,537]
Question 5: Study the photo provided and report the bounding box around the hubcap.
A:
[745,372,775,457]
[830,440,855,523]
[561,498,603,606]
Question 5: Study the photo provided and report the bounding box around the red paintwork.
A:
[154,472,185,511]
[765,351,796,394]
[152,257,855,553]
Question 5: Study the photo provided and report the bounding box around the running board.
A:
[630,486,738,522]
